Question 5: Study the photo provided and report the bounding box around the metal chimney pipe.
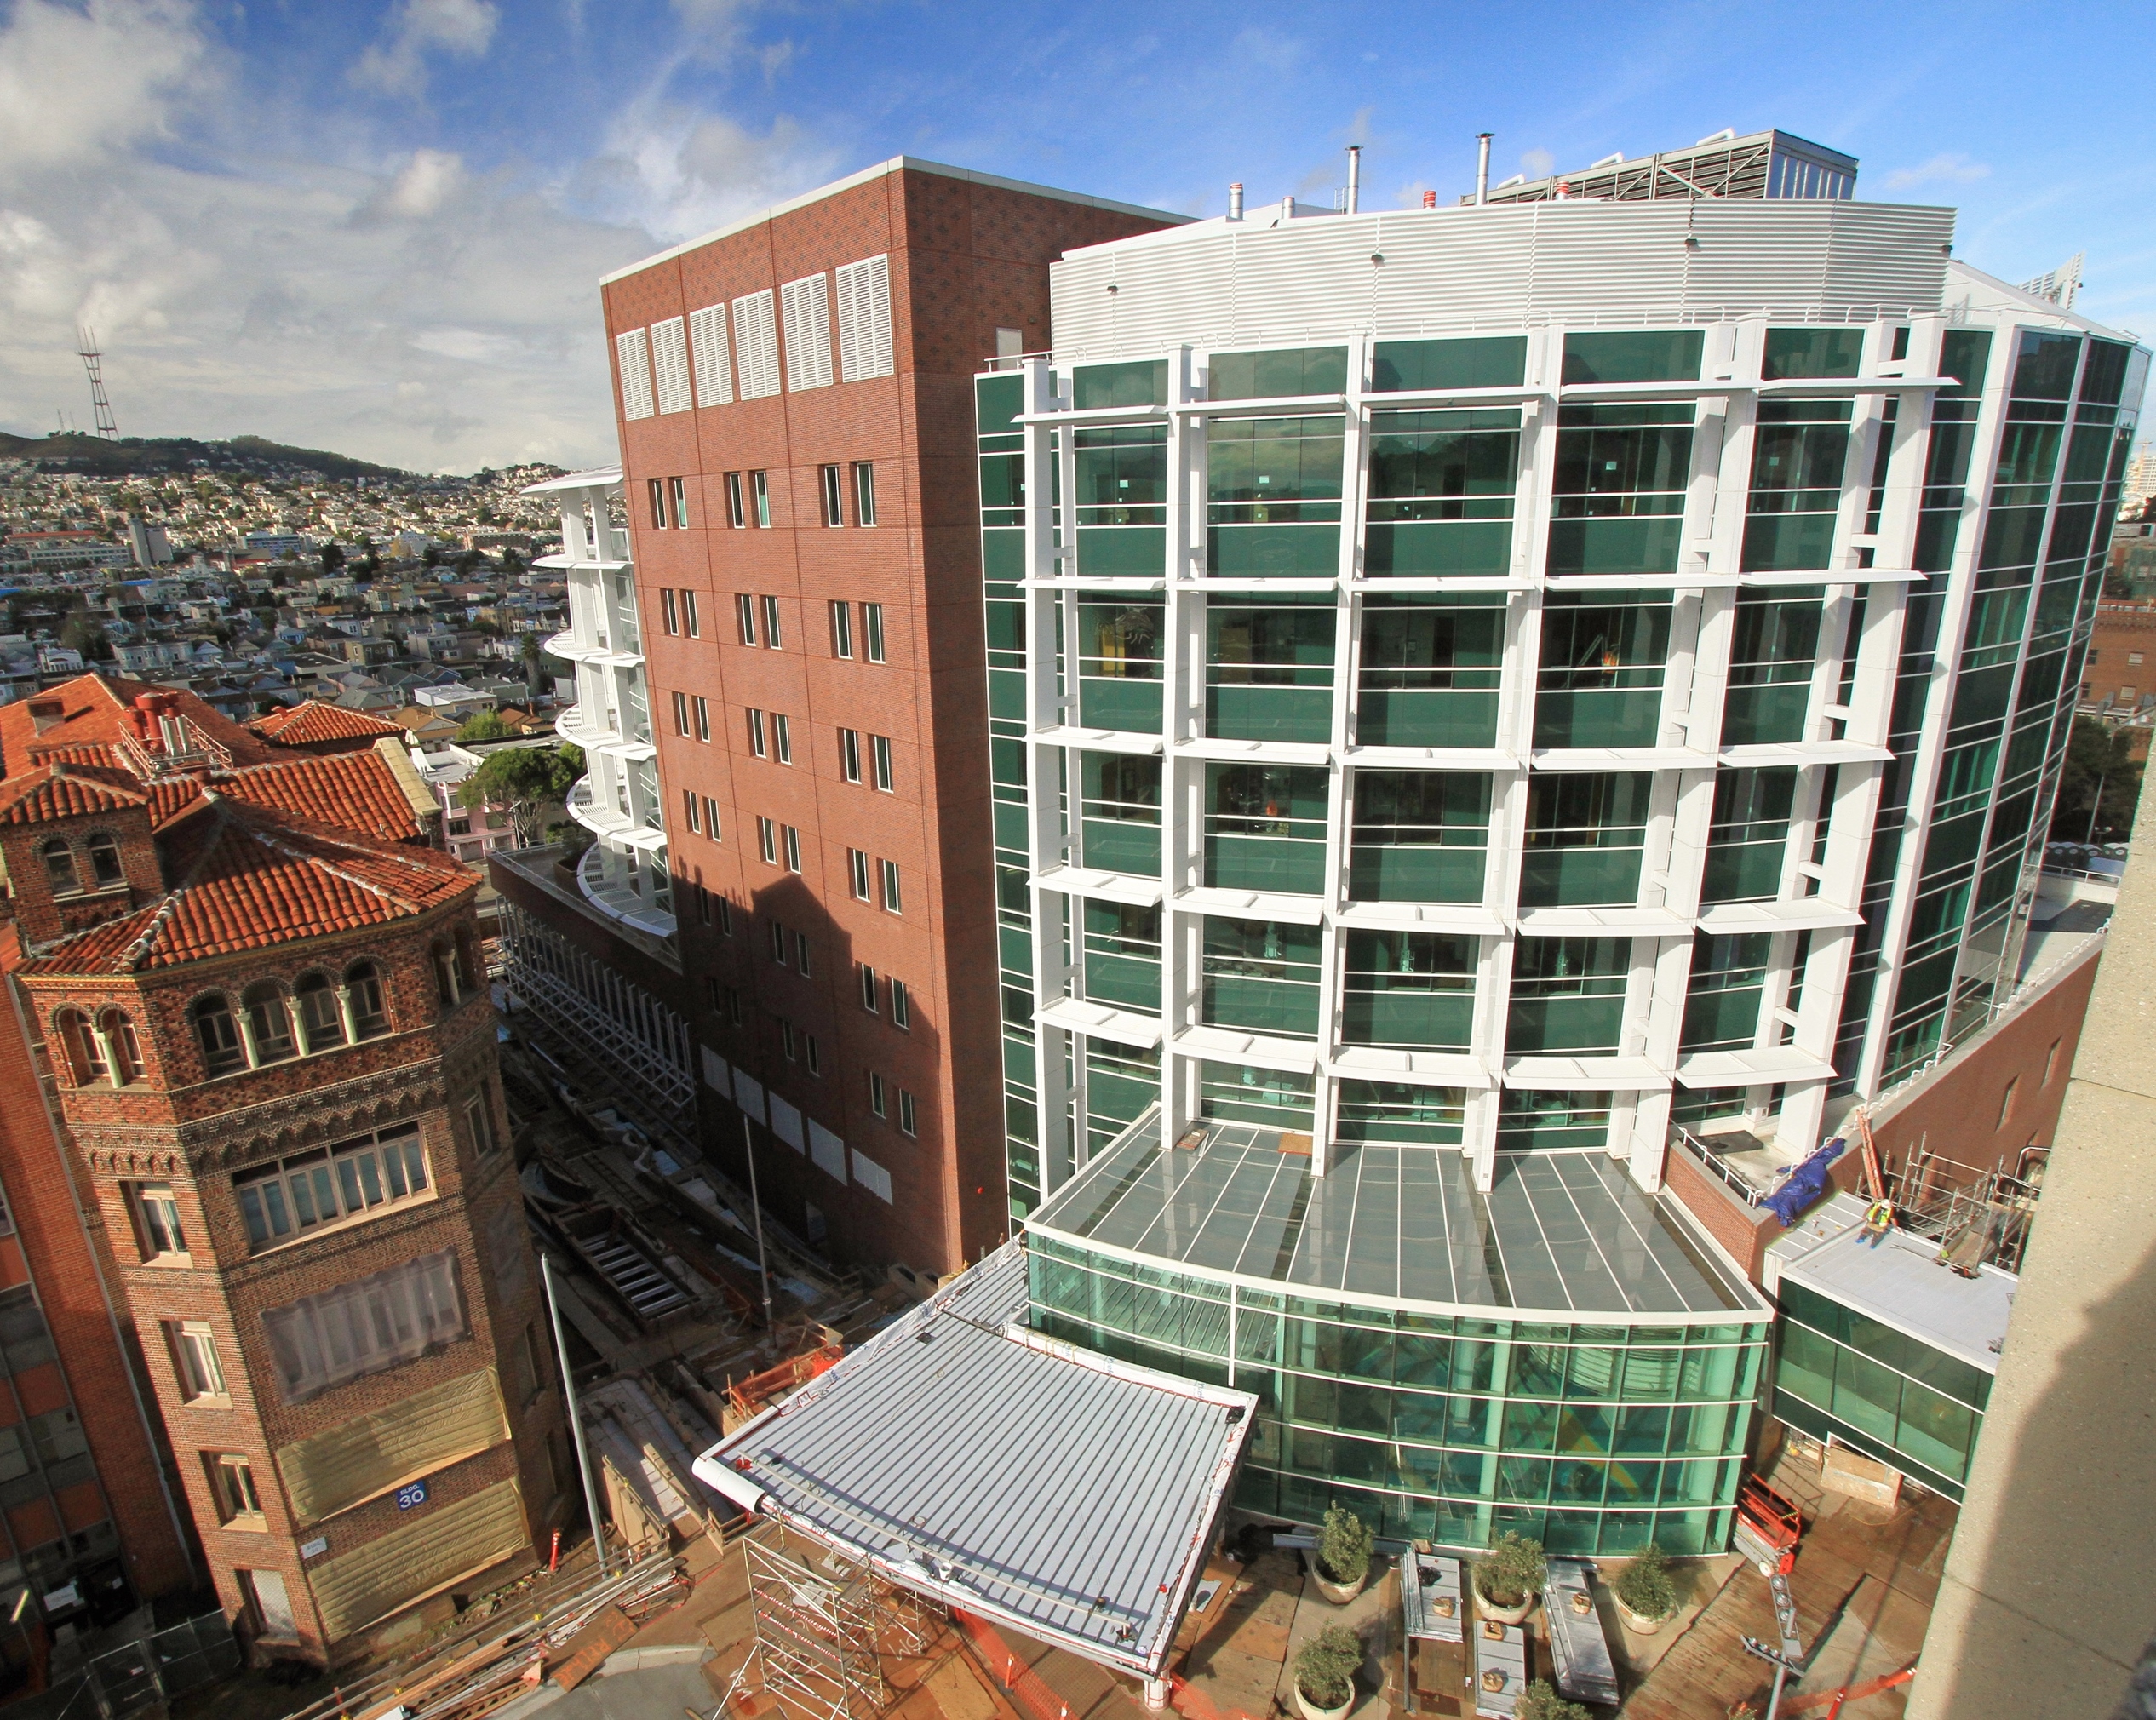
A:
[1229,181,1244,220]
[1346,146,1361,215]
[1476,133,1493,205]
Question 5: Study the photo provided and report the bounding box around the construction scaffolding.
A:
[742,1519,943,1720]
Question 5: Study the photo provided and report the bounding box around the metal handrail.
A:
[1669,1126,1764,1207]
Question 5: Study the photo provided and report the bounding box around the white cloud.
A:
[0,0,212,170]
[1883,152,1991,191]
[353,0,500,98]
[1521,148,1556,179]
[375,148,467,219]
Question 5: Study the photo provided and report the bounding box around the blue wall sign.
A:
[395,1481,429,1511]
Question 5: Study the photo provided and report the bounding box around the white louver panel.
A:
[615,328,654,421]
[650,317,691,414]
[852,1150,892,1202]
[781,272,833,391]
[809,1119,846,1181]
[835,255,894,381]
[733,290,781,399]
[688,303,733,406]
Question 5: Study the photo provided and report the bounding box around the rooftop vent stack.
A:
[1422,189,1438,209]
[1346,146,1361,214]
[1476,133,1493,205]
[1229,181,1244,220]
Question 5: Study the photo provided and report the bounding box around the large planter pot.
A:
[1614,1594,1677,1637]
[1472,1584,1535,1627]
[1312,1561,1368,1606]
[1295,1683,1353,1720]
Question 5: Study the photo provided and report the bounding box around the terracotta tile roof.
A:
[0,674,274,777]
[214,754,427,842]
[0,764,150,826]
[249,701,406,747]
[18,798,473,975]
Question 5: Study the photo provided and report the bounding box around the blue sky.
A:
[2,0,2150,471]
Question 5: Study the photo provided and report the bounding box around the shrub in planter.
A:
[1614,1542,1677,1625]
[1514,1683,1591,1720]
[1293,1625,1362,1711]
[1472,1533,1546,1614]
[1317,1505,1375,1589]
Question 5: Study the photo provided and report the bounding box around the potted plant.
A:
[1514,1683,1591,1720]
[1311,1505,1374,1604]
[1613,1541,1680,1635]
[1292,1625,1362,1720]
[1471,1532,1545,1626]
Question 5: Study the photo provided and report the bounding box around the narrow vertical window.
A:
[683,789,701,833]
[670,691,689,736]
[751,470,771,527]
[682,590,700,637]
[769,920,787,963]
[839,728,861,783]
[870,733,893,793]
[860,964,878,1011]
[714,892,732,933]
[780,1018,796,1060]
[863,602,886,662]
[757,817,777,864]
[725,986,743,1024]
[853,462,877,526]
[773,713,793,765]
[746,708,766,756]
[898,1089,917,1137]
[735,593,756,645]
[647,479,666,529]
[892,978,911,1029]
[784,826,803,873]
[879,858,902,914]
[693,696,710,742]
[821,464,844,526]
[869,1072,887,1117]
[725,472,745,528]
[848,848,870,900]
[794,931,812,975]
[702,796,721,841]
[2044,1037,2063,1085]
[661,588,679,635]
[830,600,853,658]
[760,595,783,648]
[805,1035,821,1075]
[671,476,691,528]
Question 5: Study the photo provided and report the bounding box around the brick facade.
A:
[602,162,1178,1276]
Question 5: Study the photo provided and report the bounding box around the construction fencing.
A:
[9,1611,240,1720]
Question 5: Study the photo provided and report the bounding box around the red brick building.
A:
[0,677,563,1665]
[597,159,1182,1276]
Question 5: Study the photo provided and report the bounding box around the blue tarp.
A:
[1761,1136,1849,1227]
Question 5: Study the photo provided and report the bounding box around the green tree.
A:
[459,743,583,847]
[456,709,511,743]
[318,542,346,576]
[58,603,110,661]
[2051,715,2144,846]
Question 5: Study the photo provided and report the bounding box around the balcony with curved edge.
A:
[565,775,665,850]
[546,628,644,671]
[576,842,676,940]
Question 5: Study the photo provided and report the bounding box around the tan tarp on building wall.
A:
[307,1476,528,1642]
[276,1367,509,1525]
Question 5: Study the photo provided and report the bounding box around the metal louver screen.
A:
[615,329,654,420]
[275,1367,508,1524]
[781,272,833,391]
[689,304,732,405]
[836,255,894,381]
[306,1477,527,1642]
[733,291,780,399]
[650,317,691,414]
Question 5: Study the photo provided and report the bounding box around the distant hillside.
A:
[0,430,411,481]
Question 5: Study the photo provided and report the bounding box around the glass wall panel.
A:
[1561,331,1704,386]
[1357,597,1503,746]
[1372,336,1527,393]
[1520,773,1652,907]
[1340,930,1475,1049]
[1366,410,1519,576]
[1082,900,1161,1012]
[1495,1090,1612,1151]
[1076,596,1164,731]
[1202,916,1323,1039]
[1205,763,1330,892]
[1073,359,1168,410]
[1701,767,1797,903]
[1075,423,1167,575]
[1209,347,1349,401]
[1206,599,1336,742]
[1348,771,1490,901]
[1741,400,1852,572]
[1506,937,1630,1054]
[1197,1061,1316,1129]
[1680,933,1771,1052]
[1762,327,1863,381]
[1333,1080,1466,1146]
[1534,592,1674,746]
[1207,416,1345,576]
[1722,592,1822,744]
[1079,751,1161,875]
[1548,406,1694,576]
[1085,1040,1160,1158]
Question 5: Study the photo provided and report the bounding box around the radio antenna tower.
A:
[76,328,118,439]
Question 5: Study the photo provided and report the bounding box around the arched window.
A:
[85,833,123,888]
[54,1009,106,1085]
[345,960,391,1040]
[99,1009,142,1085]
[241,982,295,1064]
[294,972,346,1053]
[432,940,461,1006]
[41,840,78,897]
[192,995,245,1077]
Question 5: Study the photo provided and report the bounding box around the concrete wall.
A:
[1908,780,2156,1719]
